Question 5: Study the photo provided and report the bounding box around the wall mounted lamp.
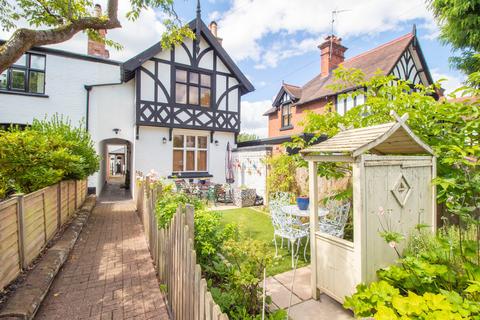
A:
[214,140,219,146]
[113,128,121,135]
[162,137,167,144]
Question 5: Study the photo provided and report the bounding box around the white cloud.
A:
[0,1,168,61]
[218,0,435,68]
[240,99,272,138]
[431,69,466,95]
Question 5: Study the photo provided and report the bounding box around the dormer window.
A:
[175,68,211,107]
[0,53,46,95]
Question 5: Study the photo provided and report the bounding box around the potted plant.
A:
[296,195,310,210]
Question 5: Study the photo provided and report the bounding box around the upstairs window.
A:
[175,69,211,107]
[281,104,292,128]
[173,134,208,172]
[0,53,46,94]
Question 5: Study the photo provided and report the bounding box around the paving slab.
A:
[264,277,301,309]
[274,266,312,301]
[288,296,354,320]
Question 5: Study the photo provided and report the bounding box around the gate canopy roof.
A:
[300,112,434,158]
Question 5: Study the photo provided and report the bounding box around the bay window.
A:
[173,134,208,172]
[0,53,46,95]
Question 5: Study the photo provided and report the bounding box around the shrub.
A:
[0,116,99,195]
[265,154,300,195]
[155,187,205,228]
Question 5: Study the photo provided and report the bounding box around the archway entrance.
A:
[99,138,132,199]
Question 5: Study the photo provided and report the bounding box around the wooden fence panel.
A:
[138,178,228,320]
[44,185,59,241]
[23,190,47,265]
[0,179,88,291]
[0,198,21,290]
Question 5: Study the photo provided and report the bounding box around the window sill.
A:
[168,172,213,179]
[0,90,48,98]
[280,125,294,131]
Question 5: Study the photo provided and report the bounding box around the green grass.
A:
[214,207,309,276]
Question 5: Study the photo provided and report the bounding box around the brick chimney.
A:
[208,21,223,45]
[318,35,347,77]
[87,4,110,59]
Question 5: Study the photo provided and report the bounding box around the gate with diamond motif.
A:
[300,111,436,303]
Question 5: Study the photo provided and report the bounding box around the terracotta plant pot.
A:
[296,196,310,210]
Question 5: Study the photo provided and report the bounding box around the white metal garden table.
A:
[280,204,329,218]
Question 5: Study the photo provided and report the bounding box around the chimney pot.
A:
[208,21,223,45]
[318,35,347,77]
[88,4,109,58]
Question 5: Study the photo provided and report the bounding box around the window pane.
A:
[173,135,184,148]
[189,86,199,105]
[198,136,207,149]
[201,74,211,87]
[176,69,187,82]
[173,150,184,171]
[11,69,25,90]
[14,54,26,66]
[189,72,199,84]
[30,55,46,70]
[200,88,211,107]
[186,151,195,171]
[186,136,195,148]
[175,83,187,104]
[0,71,7,90]
[29,71,45,94]
[197,151,207,171]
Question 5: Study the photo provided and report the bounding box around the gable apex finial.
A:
[196,0,201,19]
[412,24,416,36]
[195,0,201,53]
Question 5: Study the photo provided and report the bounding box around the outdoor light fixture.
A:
[162,137,167,144]
[214,140,219,146]
[113,128,121,135]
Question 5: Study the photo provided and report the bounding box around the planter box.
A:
[233,188,256,207]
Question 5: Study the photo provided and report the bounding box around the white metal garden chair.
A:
[318,202,351,238]
[269,192,310,268]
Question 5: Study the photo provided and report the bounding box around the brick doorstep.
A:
[0,196,96,320]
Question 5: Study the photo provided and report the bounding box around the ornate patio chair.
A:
[318,202,351,238]
[269,192,309,268]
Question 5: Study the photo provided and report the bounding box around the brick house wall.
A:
[268,97,333,138]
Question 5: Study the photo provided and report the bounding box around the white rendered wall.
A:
[87,80,136,194]
[0,53,120,126]
[232,148,270,199]
[135,127,235,183]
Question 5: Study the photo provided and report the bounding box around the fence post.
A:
[74,180,78,210]
[185,204,195,242]
[57,182,62,229]
[15,193,26,270]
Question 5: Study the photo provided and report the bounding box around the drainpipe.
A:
[84,85,92,131]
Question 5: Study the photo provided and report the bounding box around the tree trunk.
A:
[0,0,121,73]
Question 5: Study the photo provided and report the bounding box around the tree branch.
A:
[0,0,122,73]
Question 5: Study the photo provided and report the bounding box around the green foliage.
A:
[265,154,300,195]
[237,132,260,143]
[0,116,98,196]
[154,186,205,228]
[344,281,480,319]
[428,0,480,75]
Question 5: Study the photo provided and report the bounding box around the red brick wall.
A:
[267,97,334,138]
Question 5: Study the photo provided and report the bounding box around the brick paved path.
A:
[35,187,169,320]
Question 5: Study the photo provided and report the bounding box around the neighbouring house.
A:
[264,26,437,139]
[0,4,254,195]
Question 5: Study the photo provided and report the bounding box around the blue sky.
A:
[0,0,466,137]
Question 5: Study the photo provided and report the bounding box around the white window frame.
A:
[172,134,209,172]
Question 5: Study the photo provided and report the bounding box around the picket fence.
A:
[0,179,87,291]
[137,177,228,320]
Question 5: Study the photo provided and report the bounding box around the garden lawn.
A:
[214,207,309,276]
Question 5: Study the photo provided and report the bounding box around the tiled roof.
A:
[284,33,415,107]
[283,83,302,99]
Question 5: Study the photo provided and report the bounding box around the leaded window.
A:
[175,69,211,107]
[172,134,208,172]
[0,53,46,94]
